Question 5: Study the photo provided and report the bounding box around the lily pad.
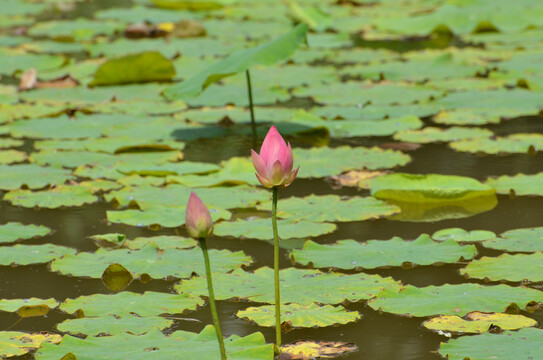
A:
[0,164,74,190]
[0,298,58,313]
[237,303,360,328]
[432,228,496,243]
[393,127,493,144]
[369,173,495,203]
[483,227,543,252]
[28,18,122,41]
[60,291,203,317]
[293,146,411,178]
[279,340,358,360]
[176,267,402,305]
[0,150,27,164]
[57,314,173,336]
[460,253,543,283]
[450,134,543,155]
[0,244,76,266]
[4,185,99,209]
[439,327,543,360]
[486,173,543,196]
[124,235,197,250]
[36,326,273,360]
[0,222,52,244]
[423,312,537,334]
[257,195,400,222]
[0,332,61,358]
[50,243,252,279]
[0,139,23,148]
[214,218,336,240]
[291,235,476,270]
[367,283,543,317]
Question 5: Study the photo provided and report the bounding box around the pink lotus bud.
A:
[185,192,213,239]
[251,126,299,188]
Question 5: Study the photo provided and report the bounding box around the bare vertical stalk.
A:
[245,69,257,145]
[271,186,281,347]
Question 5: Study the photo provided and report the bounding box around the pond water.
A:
[1,0,543,359]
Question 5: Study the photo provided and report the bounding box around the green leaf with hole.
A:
[483,227,543,252]
[51,243,251,279]
[237,303,360,328]
[4,185,99,209]
[0,164,74,191]
[57,314,173,336]
[176,267,401,305]
[394,127,493,144]
[368,283,543,317]
[0,222,52,244]
[60,291,202,317]
[370,173,495,203]
[424,312,537,334]
[91,51,176,86]
[0,244,76,266]
[257,195,400,222]
[214,218,336,240]
[486,173,543,196]
[439,327,543,360]
[460,253,543,283]
[36,326,273,360]
[292,235,476,270]
[432,228,496,243]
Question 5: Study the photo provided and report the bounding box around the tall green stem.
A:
[271,187,281,347]
[199,238,227,360]
[245,69,257,145]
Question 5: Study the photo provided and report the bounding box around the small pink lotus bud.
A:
[185,192,213,239]
[251,126,299,188]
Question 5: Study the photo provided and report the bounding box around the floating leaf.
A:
[4,185,99,209]
[101,263,133,292]
[176,267,402,305]
[0,244,76,266]
[483,227,543,252]
[0,332,61,358]
[91,51,176,86]
[27,18,122,41]
[89,233,126,248]
[368,283,543,317]
[237,303,360,328]
[279,340,358,360]
[257,195,400,222]
[0,150,27,164]
[116,161,218,177]
[125,235,197,250]
[0,222,52,244]
[291,235,476,270]
[423,312,537,334]
[0,298,58,313]
[57,314,173,336]
[460,253,543,283]
[486,173,543,196]
[394,127,493,144]
[439,327,543,360]
[50,243,252,279]
[432,228,496,243]
[214,218,336,240]
[0,164,74,191]
[36,326,273,360]
[450,134,543,155]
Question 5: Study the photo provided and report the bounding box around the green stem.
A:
[199,238,227,360]
[271,187,281,348]
[245,69,257,145]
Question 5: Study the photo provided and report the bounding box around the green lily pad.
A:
[91,51,176,86]
[432,228,496,243]
[367,283,543,317]
[370,173,495,203]
[486,173,543,196]
[60,291,203,317]
[115,161,218,177]
[214,218,336,240]
[423,312,537,334]
[0,244,76,266]
[89,233,126,248]
[0,222,52,244]
[57,314,173,336]
[291,235,476,270]
[0,150,27,164]
[483,227,543,252]
[28,18,122,41]
[50,243,251,279]
[293,146,411,178]
[0,332,61,358]
[163,24,308,100]
[0,49,65,76]
[0,298,58,313]
[124,235,197,250]
[394,127,493,144]
[0,164,74,190]
[450,134,543,155]
[36,326,273,360]
[439,327,543,360]
[4,185,99,209]
[460,253,543,283]
[0,139,23,148]
[237,303,360,328]
[95,5,199,23]
[257,195,399,222]
[176,267,402,305]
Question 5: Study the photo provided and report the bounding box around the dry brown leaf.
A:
[278,340,358,359]
[19,67,37,91]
